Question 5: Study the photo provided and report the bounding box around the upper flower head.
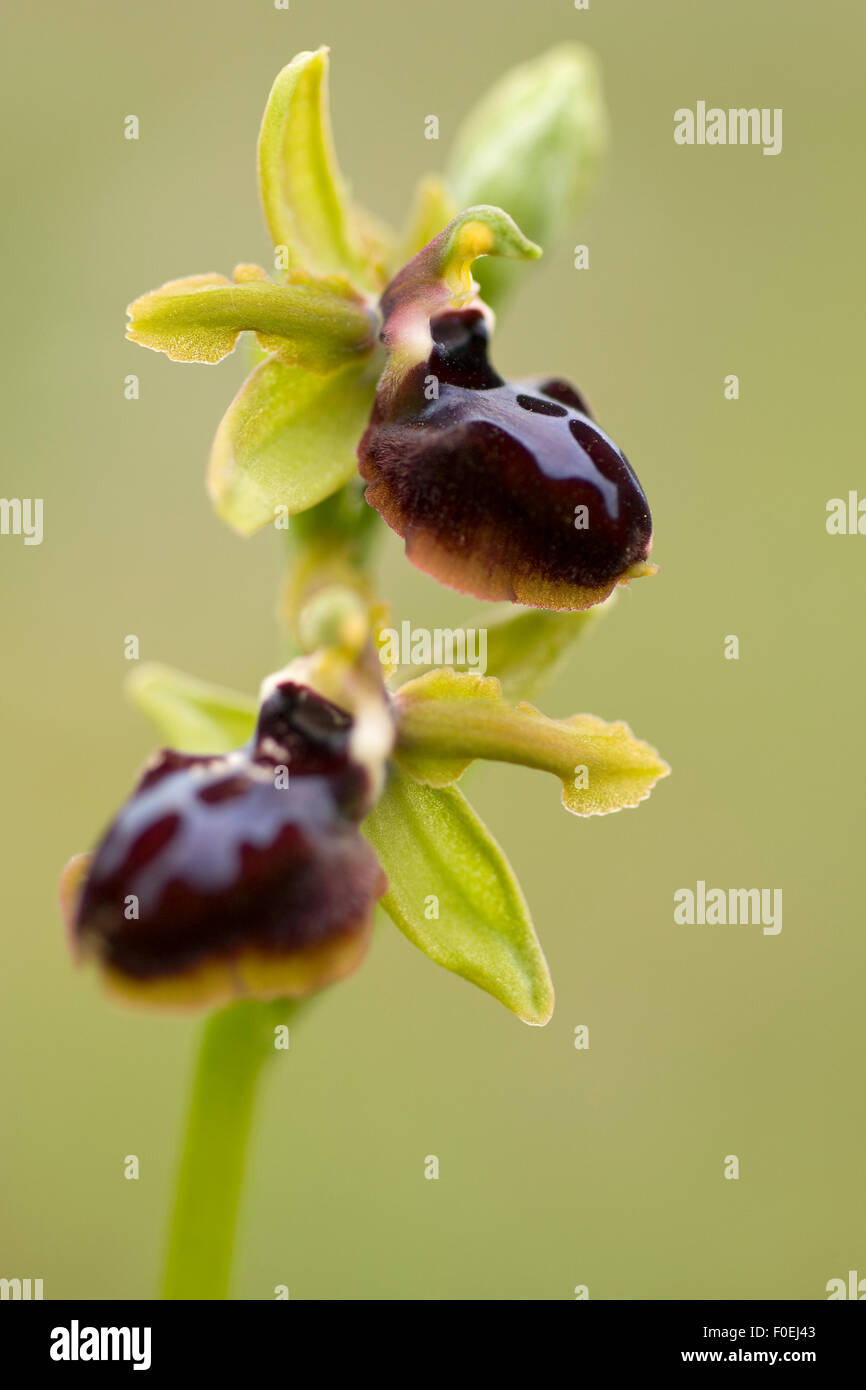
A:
[120,51,654,617]
[357,208,655,610]
[359,302,653,609]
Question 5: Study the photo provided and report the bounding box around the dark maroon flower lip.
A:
[359,307,655,610]
[69,680,386,1009]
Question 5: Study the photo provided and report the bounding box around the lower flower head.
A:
[67,681,386,1009]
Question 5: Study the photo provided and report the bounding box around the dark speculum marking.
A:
[358,308,652,609]
[515,394,568,418]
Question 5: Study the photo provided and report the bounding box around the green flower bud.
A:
[447,44,607,307]
[296,585,370,656]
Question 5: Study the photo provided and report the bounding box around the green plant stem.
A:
[162,997,305,1300]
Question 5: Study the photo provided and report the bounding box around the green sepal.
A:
[393,669,670,816]
[447,44,607,309]
[391,598,613,702]
[125,664,256,753]
[208,355,378,535]
[363,765,554,1025]
[479,604,609,701]
[257,48,386,290]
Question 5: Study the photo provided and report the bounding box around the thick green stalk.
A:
[162,997,305,1300]
[162,483,377,1302]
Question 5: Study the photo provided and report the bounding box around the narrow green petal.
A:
[126,270,376,370]
[393,669,670,816]
[125,664,257,753]
[363,766,554,1024]
[208,356,377,535]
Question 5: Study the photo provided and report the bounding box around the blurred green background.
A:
[2,0,863,1300]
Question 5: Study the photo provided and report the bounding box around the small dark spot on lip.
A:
[197,776,250,805]
[569,416,602,450]
[515,393,568,418]
[126,813,182,869]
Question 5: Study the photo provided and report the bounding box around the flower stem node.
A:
[296,585,370,657]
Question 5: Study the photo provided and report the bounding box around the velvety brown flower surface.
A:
[72,682,386,1008]
[359,307,654,610]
